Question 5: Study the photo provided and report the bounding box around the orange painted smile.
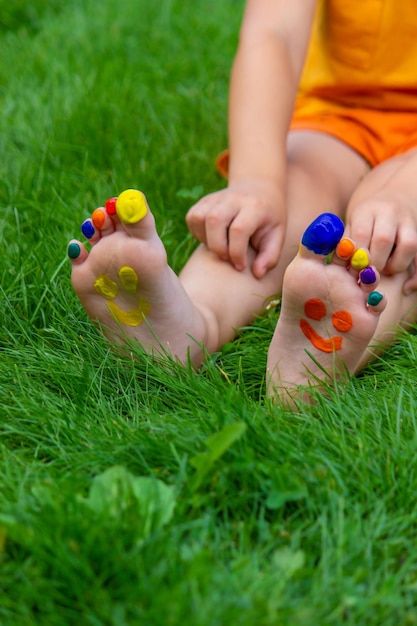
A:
[300,298,353,353]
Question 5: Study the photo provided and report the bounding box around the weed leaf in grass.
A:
[190,421,247,490]
[86,465,176,541]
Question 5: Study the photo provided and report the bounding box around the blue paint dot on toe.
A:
[301,213,345,256]
[81,220,95,239]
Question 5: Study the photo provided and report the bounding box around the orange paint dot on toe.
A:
[332,310,353,332]
[336,238,355,260]
[304,298,327,321]
[92,209,105,229]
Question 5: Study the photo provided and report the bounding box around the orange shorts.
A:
[291,94,417,167]
[215,96,417,177]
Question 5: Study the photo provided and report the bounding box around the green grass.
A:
[2,1,417,624]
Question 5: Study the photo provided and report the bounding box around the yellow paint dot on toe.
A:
[116,189,148,224]
[350,249,369,270]
[118,266,138,295]
[94,274,119,299]
[107,297,151,326]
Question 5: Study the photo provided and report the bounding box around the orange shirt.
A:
[299,0,417,111]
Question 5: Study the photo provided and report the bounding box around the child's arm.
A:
[186,0,317,278]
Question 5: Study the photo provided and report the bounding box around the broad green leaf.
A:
[190,422,247,490]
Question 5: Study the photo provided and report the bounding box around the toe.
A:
[116,189,148,225]
[359,265,380,293]
[300,213,345,260]
[114,190,157,241]
[367,290,386,314]
[92,207,116,237]
[67,240,89,264]
[81,218,100,244]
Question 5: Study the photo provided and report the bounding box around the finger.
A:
[227,213,258,271]
[403,259,417,295]
[186,195,223,244]
[251,227,284,279]
[185,204,208,244]
[368,216,397,271]
[205,205,239,261]
[384,223,417,275]
[345,211,374,250]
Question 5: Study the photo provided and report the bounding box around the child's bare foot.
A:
[68,190,212,364]
[267,213,387,403]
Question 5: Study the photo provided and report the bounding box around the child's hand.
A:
[185,180,286,279]
[345,191,417,277]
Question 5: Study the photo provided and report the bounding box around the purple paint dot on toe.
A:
[81,220,95,239]
[301,213,345,256]
[360,266,377,285]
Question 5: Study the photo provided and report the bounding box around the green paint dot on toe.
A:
[68,242,81,259]
[367,291,383,307]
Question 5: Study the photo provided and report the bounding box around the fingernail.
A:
[360,266,377,284]
[367,291,383,307]
[92,208,105,229]
[81,220,95,239]
[67,242,81,259]
[301,213,344,255]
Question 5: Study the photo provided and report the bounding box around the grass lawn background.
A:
[2,1,417,624]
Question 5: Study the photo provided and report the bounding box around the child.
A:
[68,0,417,402]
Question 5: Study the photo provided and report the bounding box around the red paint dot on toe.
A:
[332,310,353,332]
[304,298,327,321]
[105,196,118,215]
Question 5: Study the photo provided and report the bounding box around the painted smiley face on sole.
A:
[300,298,353,353]
[93,266,151,326]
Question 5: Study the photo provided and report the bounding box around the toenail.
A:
[116,189,148,224]
[301,213,344,255]
[360,266,377,284]
[92,209,105,229]
[67,242,81,259]
[105,197,117,215]
[81,220,95,239]
[350,249,369,270]
[367,291,383,307]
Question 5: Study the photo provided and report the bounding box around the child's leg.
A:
[267,149,417,401]
[68,132,368,363]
